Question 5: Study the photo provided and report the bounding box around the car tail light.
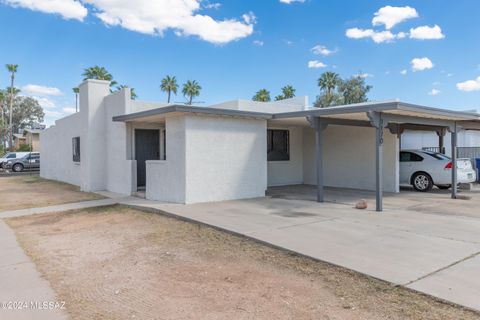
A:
[444,162,452,169]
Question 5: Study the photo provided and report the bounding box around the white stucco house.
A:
[41,80,480,211]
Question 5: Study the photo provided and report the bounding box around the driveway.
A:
[120,188,480,312]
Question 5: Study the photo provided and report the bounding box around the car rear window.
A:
[400,152,424,162]
[422,151,450,160]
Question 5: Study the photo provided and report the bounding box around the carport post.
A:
[451,122,458,199]
[367,111,385,212]
[315,117,325,202]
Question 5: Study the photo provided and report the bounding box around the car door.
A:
[399,152,413,184]
[29,154,40,169]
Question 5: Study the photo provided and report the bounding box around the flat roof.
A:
[113,100,480,127]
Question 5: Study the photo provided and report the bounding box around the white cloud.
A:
[43,109,62,117]
[411,57,434,71]
[62,107,76,114]
[32,96,56,109]
[345,28,396,43]
[400,69,407,75]
[372,6,418,29]
[22,84,62,96]
[279,0,305,4]
[4,0,87,21]
[6,0,255,44]
[253,40,264,46]
[354,73,373,78]
[428,89,441,96]
[409,25,445,40]
[457,76,480,92]
[308,60,327,68]
[203,2,221,10]
[311,44,337,56]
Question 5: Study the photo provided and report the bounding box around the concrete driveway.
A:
[121,187,480,312]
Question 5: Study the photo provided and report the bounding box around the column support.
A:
[367,111,388,212]
[451,122,458,199]
[437,128,446,154]
[314,117,327,202]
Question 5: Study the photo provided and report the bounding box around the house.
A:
[40,80,480,211]
[12,133,26,150]
[23,129,42,151]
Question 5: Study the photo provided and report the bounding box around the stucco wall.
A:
[184,115,268,203]
[267,126,304,186]
[146,116,186,203]
[303,125,399,193]
[40,113,83,186]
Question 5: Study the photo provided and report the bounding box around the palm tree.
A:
[0,90,5,149]
[281,85,296,99]
[6,64,18,150]
[82,66,117,88]
[116,85,138,100]
[72,87,79,112]
[182,80,201,105]
[318,72,340,98]
[252,89,271,102]
[160,75,178,103]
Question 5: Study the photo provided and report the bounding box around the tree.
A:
[82,66,117,88]
[318,72,340,100]
[72,87,79,112]
[337,75,372,105]
[6,64,18,150]
[275,85,296,101]
[182,80,201,105]
[116,85,138,100]
[160,75,178,103]
[5,96,44,134]
[252,89,271,102]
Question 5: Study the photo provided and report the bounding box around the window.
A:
[422,151,450,160]
[72,137,80,162]
[400,152,423,162]
[6,153,16,159]
[267,129,290,161]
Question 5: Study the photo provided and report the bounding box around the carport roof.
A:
[112,100,480,127]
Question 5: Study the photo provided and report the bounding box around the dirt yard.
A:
[0,176,105,211]
[6,205,480,320]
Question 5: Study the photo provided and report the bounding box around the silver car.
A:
[4,152,40,172]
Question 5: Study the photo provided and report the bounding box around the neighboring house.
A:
[23,129,42,151]
[12,133,26,150]
[41,80,480,210]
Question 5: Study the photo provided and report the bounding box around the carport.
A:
[271,101,480,212]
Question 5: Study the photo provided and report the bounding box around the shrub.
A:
[17,143,32,152]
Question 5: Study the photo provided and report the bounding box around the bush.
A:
[17,144,32,152]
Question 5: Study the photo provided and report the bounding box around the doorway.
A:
[135,129,160,187]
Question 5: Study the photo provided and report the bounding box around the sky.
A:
[0,0,480,126]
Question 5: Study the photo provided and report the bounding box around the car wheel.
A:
[12,163,24,172]
[437,185,451,190]
[412,172,433,192]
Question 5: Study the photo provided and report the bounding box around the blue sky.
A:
[1,0,480,126]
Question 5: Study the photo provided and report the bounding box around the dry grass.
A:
[0,176,105,211]
[6,205,480,320]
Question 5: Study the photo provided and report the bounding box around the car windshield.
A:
[422,150,451,160]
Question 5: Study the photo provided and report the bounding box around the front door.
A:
[135,129,160,187]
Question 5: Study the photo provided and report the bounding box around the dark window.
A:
[72,137,80,162]
[7,153,16,159]
[267,129,290,161]
[400,152,423,162]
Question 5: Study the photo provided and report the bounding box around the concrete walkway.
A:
[118,196,480,312]
[0,198,117,219]
[0,220,68,320]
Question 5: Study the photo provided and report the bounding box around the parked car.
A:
[3,152,40,172]
[0,152,31,169]
[400,149,476,192]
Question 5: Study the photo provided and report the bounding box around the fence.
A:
[422,146,480,169]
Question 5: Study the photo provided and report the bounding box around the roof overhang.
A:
[112,105,273,123]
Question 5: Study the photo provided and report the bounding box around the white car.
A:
[0,152,30,169]
[400,150,477,192]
